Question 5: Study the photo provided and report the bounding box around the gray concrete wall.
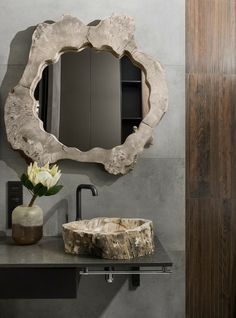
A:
[0,1,185,317]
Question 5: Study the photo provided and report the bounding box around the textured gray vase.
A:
[12,205,43,245]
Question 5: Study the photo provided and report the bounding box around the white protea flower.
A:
[27,162,61,189]
[21,162,63,207]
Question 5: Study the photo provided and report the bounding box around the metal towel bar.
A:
[79,266,172,276]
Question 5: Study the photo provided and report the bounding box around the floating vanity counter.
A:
[0,237,172,299]
[62,217,155,260]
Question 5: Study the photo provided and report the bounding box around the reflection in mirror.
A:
[34,48,149,151]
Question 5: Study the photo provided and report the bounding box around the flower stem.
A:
[28,193,38,207]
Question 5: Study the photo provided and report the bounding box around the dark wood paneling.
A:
[187,74,211,198]
[187,74,236,199]
[186,0,236,317]
[186,0,236,74]
[186,198,236,317]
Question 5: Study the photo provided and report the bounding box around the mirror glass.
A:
[35,48,149,151]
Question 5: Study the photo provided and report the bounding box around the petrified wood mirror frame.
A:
[5,14,168,175]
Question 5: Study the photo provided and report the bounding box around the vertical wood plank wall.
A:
[186,1,236,317]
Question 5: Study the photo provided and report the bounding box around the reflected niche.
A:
[34,48,149,151]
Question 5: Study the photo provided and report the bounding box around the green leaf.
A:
[20,173,34,190]
[33,183,48,197]
[45,185,63,196]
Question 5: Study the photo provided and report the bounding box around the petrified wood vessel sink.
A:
[62,217,155,260]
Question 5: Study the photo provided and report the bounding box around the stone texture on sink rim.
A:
[62,217,155,260]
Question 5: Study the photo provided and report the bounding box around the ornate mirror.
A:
[35,49,149,151]
[5,14,168,175]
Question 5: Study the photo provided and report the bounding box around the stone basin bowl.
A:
[62,217,155,260]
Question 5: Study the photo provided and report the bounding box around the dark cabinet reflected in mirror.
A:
[34,48,149,151]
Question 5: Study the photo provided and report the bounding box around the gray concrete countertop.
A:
[0,236,172,268]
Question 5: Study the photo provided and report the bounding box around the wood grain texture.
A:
[186,0,236,317]
[186,199,236,317]
[187,74,236,199]
[186,0,236,74]
[62,217,154,260]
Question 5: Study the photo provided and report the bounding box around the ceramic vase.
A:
[12,205,43,245]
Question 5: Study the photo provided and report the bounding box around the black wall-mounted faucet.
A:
[76,184,98,221]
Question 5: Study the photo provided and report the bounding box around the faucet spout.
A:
[76,184,98,221]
